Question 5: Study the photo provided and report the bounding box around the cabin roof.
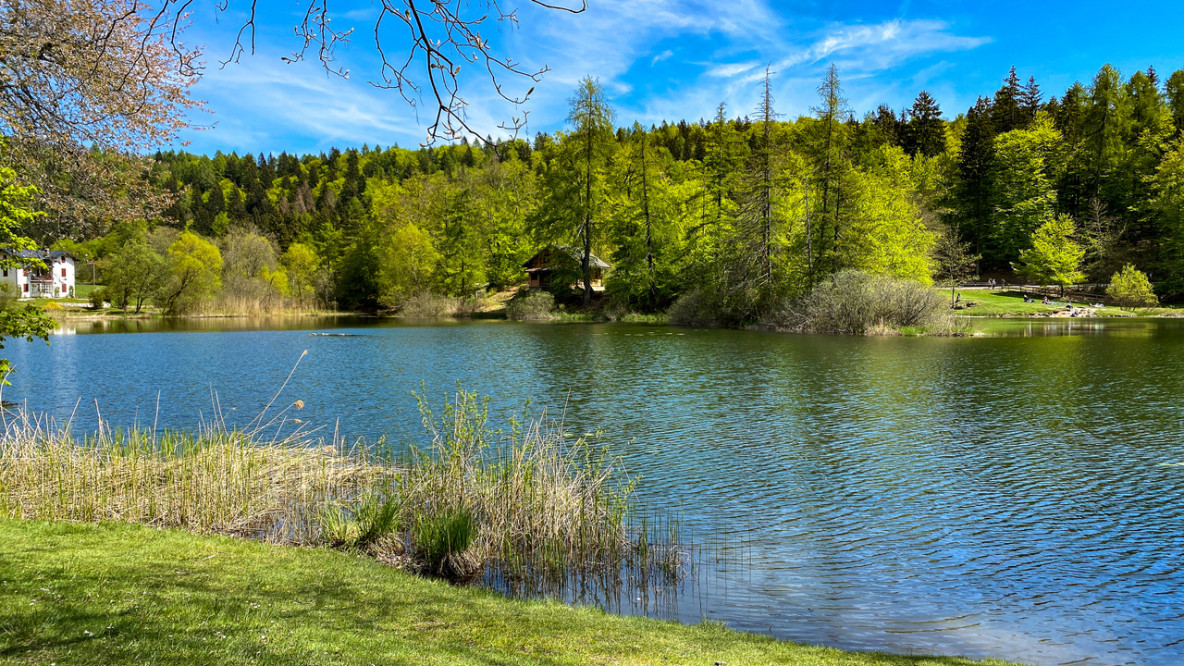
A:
[522,246,610,270]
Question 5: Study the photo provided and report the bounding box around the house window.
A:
[61,267,67,278]
[22,283,28,293]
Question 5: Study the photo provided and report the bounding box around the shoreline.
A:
[0,518,1017,666]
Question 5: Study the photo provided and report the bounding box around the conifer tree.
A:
[1107,264,1158,309]
[1020,76,1043,125]
[993,66,1024,133]
[955,97,997,255]
[903,91,945,157]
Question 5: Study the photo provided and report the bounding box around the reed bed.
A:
[0,390,685,589]
[0,410,387,543]
[402,389,669,581]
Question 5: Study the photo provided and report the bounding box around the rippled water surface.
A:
[9,316,1184,665]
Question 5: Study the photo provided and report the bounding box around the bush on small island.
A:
[770,270,951,335]
[505,290,556,320]
[398,291,466,318]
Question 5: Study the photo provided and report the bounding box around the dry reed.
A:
[0,389,684,587]
[0,409,388,543]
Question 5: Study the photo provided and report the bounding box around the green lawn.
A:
[0,520,1016,665]
[946,289,1068,317]
[946,288,1151,317]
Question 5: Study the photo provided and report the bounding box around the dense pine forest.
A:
[53,63,1184,320]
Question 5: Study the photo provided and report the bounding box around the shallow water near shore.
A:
[8,316,1184,665]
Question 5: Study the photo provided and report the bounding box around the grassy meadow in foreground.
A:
[0,520,1018,666]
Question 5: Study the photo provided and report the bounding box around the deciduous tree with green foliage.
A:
[0,167,55,381]
[100,221,166,313]
[933,225,981,307]
[1012,214,1085,296]
[990,117,1062,266]
[158,231,223,314]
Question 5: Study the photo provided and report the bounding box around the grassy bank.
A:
[0,519,1015,666]
[950,289,1180,317]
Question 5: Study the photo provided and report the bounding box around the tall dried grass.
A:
[0,410,386,543]
[402,389,648,580]
[0,386,683,586]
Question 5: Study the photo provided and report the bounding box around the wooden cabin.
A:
[522,246,610,292]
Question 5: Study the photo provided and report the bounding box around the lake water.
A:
[7,316,1184,666]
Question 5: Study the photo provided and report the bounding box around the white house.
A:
[1,250,76,299]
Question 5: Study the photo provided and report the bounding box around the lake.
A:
[7,316,1184,666]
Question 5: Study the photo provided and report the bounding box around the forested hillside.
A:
[58,63,1184,318]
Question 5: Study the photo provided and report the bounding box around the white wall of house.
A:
[1,254,76,298]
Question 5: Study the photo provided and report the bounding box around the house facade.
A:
[522,246,609,292]
[1,250,76,299]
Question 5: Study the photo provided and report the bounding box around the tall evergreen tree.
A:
[955,97,997,256]
[1020,76,1042,125]
[993,66,1025,133]
[1166,69,1184,136]
[902,91,945,158]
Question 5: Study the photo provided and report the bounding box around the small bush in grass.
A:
[1107,264,1158,310]
[505,290,555,320]
[89,287,108,310]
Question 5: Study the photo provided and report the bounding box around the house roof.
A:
[2,249,76,262]
[522,246,610,270]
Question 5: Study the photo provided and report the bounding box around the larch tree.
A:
[1011,214,1086,296]
[535,76,615,305]
[807,64,855,282]
[1107,264,1158,309]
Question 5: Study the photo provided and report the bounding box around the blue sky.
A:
[173,0,1184,156]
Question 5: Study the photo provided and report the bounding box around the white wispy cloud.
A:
[182,53,431,153]
[174,2,992,152]
[651,49,674,66]
[705,61,761,78]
